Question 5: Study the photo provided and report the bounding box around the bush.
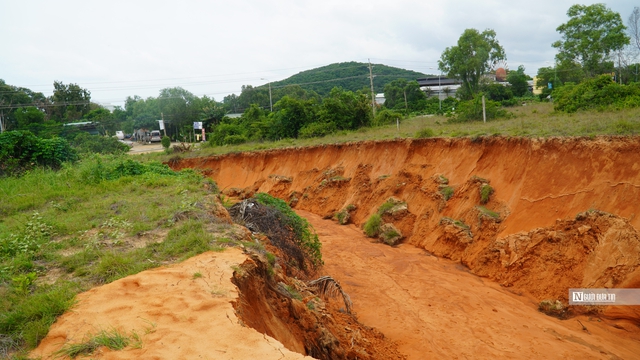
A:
[298,121,337,139]
[0,130,78,176]
[161,136,171,149]
[254,193,322,266]
[71,133,130,155]
[480,184,494,204]
[223,134,248,145]
[554,75,640,112]
[415,128,435,138]
[209,124,245,146]
[449,94,511,122]
[440,186,454,201]
[363,214,382,237]
[373,109,403,126]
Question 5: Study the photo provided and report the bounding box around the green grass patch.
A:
[363,214,382,237]
[53,328,133,358]
[0,154,229,356]
[480,184,494,204]
[440,186,454,201]
[476,206,500,219]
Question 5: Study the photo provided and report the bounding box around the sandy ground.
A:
[300,210,640,359]
[30,248,311,360]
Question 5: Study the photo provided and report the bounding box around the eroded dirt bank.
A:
[302,209,640,359]
[170,137,640,317]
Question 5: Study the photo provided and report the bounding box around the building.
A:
[416,77,462,100]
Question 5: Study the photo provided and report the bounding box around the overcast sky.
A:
[0,0,635,107]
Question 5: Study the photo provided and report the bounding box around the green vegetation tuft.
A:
[476,206,500,219]
[363,214,382,237]
[254,193,322,266]
[54,328,133,358]
[480,184,494,204]
[440,186,454,201]
[415,128,435,138]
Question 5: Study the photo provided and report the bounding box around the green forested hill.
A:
[267,62,428,96]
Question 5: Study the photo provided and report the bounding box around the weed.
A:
[477,206,500,219]
[538,299,567,318]
[415,128,435,138]
[54,328,131,358]
[440,186,454,201]
[363,214,382,237]
[192,272,203,279]
[283,284,303,301]
[480,184,494,204]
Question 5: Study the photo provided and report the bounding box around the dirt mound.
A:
[30,249,313,359]
[169,136,640,319]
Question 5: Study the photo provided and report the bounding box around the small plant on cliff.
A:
[538,299,567,319]
[476,206,500,220]
[363,213,382,237]
[440,186,454,201]
[254,193,322,266]
[480,184,494,204]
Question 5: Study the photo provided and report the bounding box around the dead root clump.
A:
[228,199,314,275]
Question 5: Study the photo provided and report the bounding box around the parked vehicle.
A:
[150,130,162,142]
[115,131,125,140]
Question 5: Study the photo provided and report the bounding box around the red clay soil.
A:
[302,209,640,359]
[168,136,640,356]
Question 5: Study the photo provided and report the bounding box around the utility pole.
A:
[368,59,376,118]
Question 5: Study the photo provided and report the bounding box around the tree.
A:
[49,81,91,122]
[85,108,115,136]
[157,87,198,135]
[318,87,371,130]
[507,65,530,97]
[383,79,427,112]
[439,29,506,99]
[553,4,630,77]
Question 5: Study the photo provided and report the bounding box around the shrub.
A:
[415,128,435,138]
[363,214,382,237]
[0,130,78,176]
[480,184,494,204]
[440,186,454,201]
[161,136,171,149]
[298,121,337,139]
[223,134,248,145]
[538,299,567,318]
[254,193,322,266]
[71,133,129,155]
[373,109,403,126]
[554,75,640,113]
[449,94,511,122]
